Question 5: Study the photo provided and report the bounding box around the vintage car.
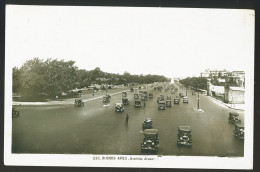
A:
[122,91,127,97]
[141,129,159,152]
[12,108,20,118]
[160,95,164,101]
[171,90,175,94]
[183,96,188,103]
[103,95,111,103]
[75,99,84,107]
[122,97,130,105]
[228,112,241,124]
[149,93,153,98]
[177,126,192,147]
[158,101,166,110]
[134,100,142,108]
[130,87,134,92]
[141,94,148,101]
[179,93,184,98]
[233,123,244,140]
[115,103,124,112]
[134,93,139,99]
[166,100,172,107]
[142,118,153,130]
[166,96,171,100]
[174,98,180,104]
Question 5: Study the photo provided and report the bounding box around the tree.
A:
[12,67,21,94]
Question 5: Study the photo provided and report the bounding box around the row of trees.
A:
[13,58,170,98]
[179,77,208,90]
[179,76,240,90]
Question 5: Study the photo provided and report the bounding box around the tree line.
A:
[13,58,170,98]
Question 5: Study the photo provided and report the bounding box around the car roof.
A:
[183,96,188,98]
[166,100,172,102]
[178,126,191,131]
[143,129,158,135]
[159,101,165,103]
[115,103,123,106]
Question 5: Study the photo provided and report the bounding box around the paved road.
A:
[12,85,244,156]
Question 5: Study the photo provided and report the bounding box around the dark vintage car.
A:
[228,112,241,124]
[142,118,153,130]
[149,93,153,98]
[122,97,130,105]
[134,93,139,99]
[158,101,166,110]
[160,95,164,101]
[174,98,180,104]
[115,103,124,112]
[183,96,188,103]
[166,100,172,107]
[233,123,244,140]
[12,108,20,118]
[122,91,127,97]
[179,93,184,98]
[103,95,111,103]
[141,129,159,153]
[141,94,148,101]
[177,126,192,147]
[166,96,171,100]
[134,100,142,108]
[75,99,84,107]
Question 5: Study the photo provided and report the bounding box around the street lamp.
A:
[197,83,200,110]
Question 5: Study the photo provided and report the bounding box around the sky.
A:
[5,6,254,78]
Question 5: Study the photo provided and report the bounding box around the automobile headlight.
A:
[152,142,154,145]
[144,142,146,144]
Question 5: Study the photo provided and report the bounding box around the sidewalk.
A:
[207,95,245,111]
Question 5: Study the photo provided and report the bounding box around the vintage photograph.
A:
[5,5,254,169]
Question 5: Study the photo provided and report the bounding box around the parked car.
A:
[142,118,153,130]
[134,93,139,99]
[130,87,134,92]
[158,101,166,110]
[115,103,124,112]
[75,99,84,107]
[166,100,172,107]
[122,91,127,97]
[233,123,244,140]
[183,96,188,103]
[228,112,241,124]
[12,108,19,118]
[141,129,159,153]
[149,93,153,98]
[122,97,130,105]
[177,126,192,147]
[134,100,142,108]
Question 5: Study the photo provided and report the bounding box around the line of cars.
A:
[228,112,244,141]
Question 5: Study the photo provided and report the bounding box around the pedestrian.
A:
[125,114,129,125]
[143,102,146,109]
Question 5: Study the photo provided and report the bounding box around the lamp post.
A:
[186,86,187,96]
[197,83,200,110]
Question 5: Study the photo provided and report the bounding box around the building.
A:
[224,86,245,104]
